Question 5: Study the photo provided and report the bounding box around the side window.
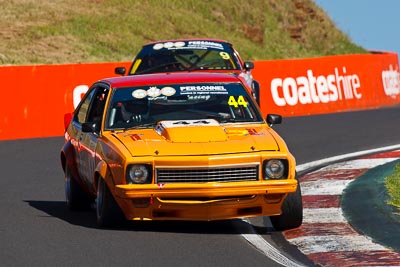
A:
[75,89,96,124]
[87,87,109,124]
[75,86,109,125]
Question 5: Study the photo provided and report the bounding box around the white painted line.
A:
[241,219,306,267]
[287,235,387,254]
[303,208,346,224]
[301,180,353,196]
[320,158,399,171]
[296,145,400,173]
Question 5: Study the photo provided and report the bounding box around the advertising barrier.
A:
[0,52,399,141]
[0,62,129,140]
[252,52,400,117]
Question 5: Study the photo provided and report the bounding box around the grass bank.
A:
[0,0,366,65]
[385,163,400,210]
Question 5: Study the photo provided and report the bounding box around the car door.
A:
[73,84,109,191]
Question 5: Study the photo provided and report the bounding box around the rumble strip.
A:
[242,145,400,267]
[283,150,400,266]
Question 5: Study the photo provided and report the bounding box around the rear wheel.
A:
[270,177,303,231]
[96,177,125,227]
[65,165,92,210]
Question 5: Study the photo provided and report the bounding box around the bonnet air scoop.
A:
[154,119,227,143]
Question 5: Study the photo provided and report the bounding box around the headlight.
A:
[263,159,288,180]
[126,164,152,184]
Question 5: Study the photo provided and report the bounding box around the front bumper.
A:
[114,180,297,221]
[115,180,297,198]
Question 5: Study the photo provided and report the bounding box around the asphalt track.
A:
[1,106,400,267]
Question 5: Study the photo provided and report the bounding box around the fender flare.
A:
[60,140,76,173]
[60,140,90,195]
[94,160,113,192]
[95,160,108,181]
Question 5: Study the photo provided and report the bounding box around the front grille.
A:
[156,165,259,184]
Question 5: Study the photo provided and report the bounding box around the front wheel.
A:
[270,177,303,231]
[96,178,125,227]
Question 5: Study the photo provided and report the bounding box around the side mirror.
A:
[266,114,282,127]
[244,61,254,70]
[82,122,99,133]
[115,67,126,75]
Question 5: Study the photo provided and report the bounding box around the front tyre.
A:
[96,177,125,227]
[270,177,303,231]
[65,165,92,210]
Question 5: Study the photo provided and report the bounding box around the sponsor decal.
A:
[228,95,248,107]
[132,86,176,99]
[152,41,224,51]
[160,87,176,96]
[187,41,224,50]
[130,134,142,141]
[153,42,185,50]
[382,64,400,97]
[132,89,147,99]
[187,95,211,101]
[226,129,249,136]
[270,67,361,106]
[180,85,228,95]
[146,86,161,98]
[246,128,265,136]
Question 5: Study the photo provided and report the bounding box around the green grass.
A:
[0,0,367,65]
[385,163,400,209]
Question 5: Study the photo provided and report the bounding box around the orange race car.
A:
[60,72,302,230]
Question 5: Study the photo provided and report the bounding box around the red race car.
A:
[115,39,260,101]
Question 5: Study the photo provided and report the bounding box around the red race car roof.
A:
[101,72,244,88]
[141,38,232,46]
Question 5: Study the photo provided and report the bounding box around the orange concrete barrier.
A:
[0,52,399,141]
[253,52,400,117]
[0,62,130,140]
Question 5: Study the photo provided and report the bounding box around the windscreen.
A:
[129,41,242,74]
[105,82,262,130]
